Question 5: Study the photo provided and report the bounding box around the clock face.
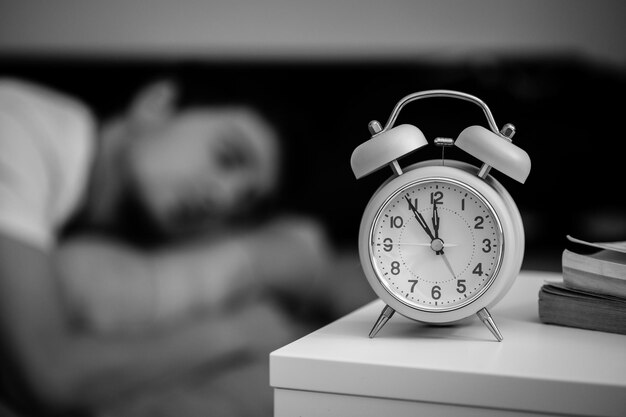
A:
[369,177,504,312]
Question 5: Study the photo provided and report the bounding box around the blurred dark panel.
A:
[1,55,624,271]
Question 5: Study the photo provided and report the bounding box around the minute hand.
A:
[404,196,436,241]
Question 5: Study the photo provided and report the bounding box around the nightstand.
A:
[270,271,626,416]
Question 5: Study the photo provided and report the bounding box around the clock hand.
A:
[432,201,440,240]
[440,252,457,279]
[397,242,459,247]
[431,201,443,254]
[404,195,436,242]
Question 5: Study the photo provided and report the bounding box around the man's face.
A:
[125,107,278,234]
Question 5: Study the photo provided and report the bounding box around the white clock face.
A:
[369,178,504,312]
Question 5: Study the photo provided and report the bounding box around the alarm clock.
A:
[350,90,531,341]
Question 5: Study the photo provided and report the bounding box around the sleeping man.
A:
[0,78,332,416]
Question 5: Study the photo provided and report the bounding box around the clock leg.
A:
[369,305,395,338]
[476,307,503,342]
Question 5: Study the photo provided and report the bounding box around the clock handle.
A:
[382,90,501,134]
[369,304,395,338]
[477,307,504,342]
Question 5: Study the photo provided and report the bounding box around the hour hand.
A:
[432,201,440,240]
[404,195,435,241]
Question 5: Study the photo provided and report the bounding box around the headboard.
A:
[2,55,624,270]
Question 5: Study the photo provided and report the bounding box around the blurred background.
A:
[1,0,625,271]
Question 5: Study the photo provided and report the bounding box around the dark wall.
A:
[2,56,625,271]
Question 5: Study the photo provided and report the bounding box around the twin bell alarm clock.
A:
[350,90,531,341]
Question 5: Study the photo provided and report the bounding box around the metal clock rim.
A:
[367,176,505,314]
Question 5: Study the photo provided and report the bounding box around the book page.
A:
[566,235,626,254]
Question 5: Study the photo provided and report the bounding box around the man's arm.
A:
[57,217,331,330]
[0,234,294,412]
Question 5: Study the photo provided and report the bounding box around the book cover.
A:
[538,283,626,336]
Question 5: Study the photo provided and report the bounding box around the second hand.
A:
[440,252,457,279]
[397,242,459,247]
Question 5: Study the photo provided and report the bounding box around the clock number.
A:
[461,198,465,211]
[482,238,492,253]
[383,238,393,252]
[456,279,467,293]
[390,216,403,228]
[406,198,418,211]
[391,261,400,275]
[472,263,484,276]
[430,191,443,206]
[474,216,484,229]
[408,279,418,292]
[431,285,442,300]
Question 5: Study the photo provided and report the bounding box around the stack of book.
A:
[538,236,626,335]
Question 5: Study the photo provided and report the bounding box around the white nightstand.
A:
[270,271,626,416]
